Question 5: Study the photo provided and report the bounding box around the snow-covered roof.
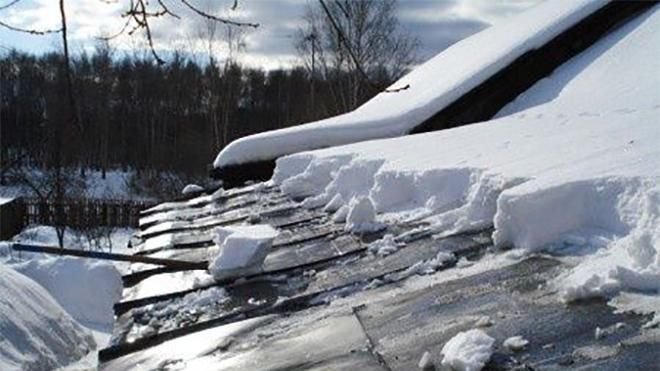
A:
[213,0,606,169]
[100,3,659,370]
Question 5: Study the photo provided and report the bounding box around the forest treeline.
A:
[0,47,397,176]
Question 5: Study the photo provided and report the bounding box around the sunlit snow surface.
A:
[214,0,605,167]
[0,226,132,369]
[272,5,660,314]
[0,264,96,370]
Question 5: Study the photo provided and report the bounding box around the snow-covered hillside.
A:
[213,0,605,168]
[270,4,659,313]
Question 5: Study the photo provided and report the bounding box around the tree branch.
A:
[179,0,258,28]
[0,0,21,11]
[0,19,61,35]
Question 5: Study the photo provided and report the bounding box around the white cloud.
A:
[1,0,542,68]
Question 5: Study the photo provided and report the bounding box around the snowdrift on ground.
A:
[214,0,605,168]
[0,264,95,371]
[12,257,122,328]
[270,5,660,310]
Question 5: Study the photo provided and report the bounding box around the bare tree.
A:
[296,0,419,113]
[104,0,258,65]
[0,0,257,246]
[197,8,249,150]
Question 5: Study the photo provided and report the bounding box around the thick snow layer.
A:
[0,225,132,369]
[208,224,278,280]
[270,5,660,319]
[441,329,495,371]
[11,257,122,328]
[214,0,604,167]
[0,264,95,370]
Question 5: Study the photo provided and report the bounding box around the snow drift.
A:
[12,257,123,328]
[0,264,95,370]
[269,5,660,310]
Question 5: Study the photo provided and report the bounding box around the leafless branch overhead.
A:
[0,0,22,11]
[0,19,62,35]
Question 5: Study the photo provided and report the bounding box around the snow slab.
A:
[214,0,605,168]
[0,264,95,371]
[441,329,495,371]
[208,224,278,281]
[269,4,660,325]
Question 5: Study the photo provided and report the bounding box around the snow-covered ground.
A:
[0,169,153,201]
[213,0,605,168]
[268,4,660,322]
[0,226,134,370]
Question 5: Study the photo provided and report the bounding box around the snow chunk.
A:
[368,234,404,257]
[332,205,349,223]
[208,225,278,281]
[0,264,95,370]
[503,336,529,351]
[181,184,204,195]
[474,316,493,328]
[280,156,352,199]
[418,351,433,369]
[345,196,385,233]
[441,329,495,371]
[386,251,455,282]
[323,193,345,213]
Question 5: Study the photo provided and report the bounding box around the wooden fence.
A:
[22,198,155,229]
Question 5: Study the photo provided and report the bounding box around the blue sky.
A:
[0,0,541,68]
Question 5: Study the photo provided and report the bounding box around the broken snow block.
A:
[345,196,385,233]
[182,184,205,195]
[208,225,278,281]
